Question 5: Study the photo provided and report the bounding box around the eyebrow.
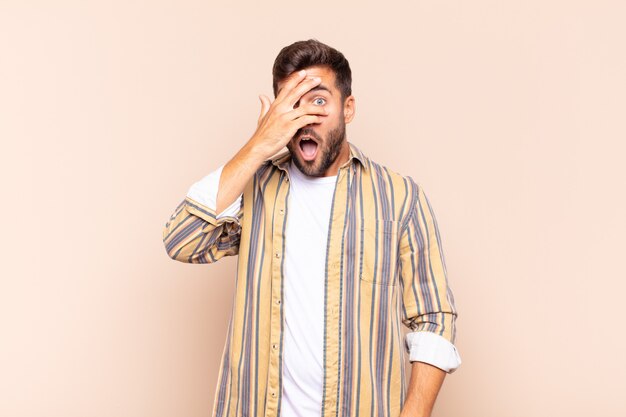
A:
[305,84,333,96]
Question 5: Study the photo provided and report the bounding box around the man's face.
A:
[277,65,353,177]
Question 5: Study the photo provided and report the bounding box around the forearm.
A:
[400,361,446,417]
[216,140,268,214]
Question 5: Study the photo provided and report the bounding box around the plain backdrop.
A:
[1,1,625,416]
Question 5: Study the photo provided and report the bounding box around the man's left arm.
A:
[398,180,461,417]
[400,361,446,417]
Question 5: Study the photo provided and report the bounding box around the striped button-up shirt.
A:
[162,142,459,417]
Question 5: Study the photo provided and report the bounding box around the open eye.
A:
[313,97,326,106]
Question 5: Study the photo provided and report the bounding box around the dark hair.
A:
[272,39,352,101]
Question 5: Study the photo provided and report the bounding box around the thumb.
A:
[257,94,271,126]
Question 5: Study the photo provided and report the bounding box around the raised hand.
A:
[250,69,328,159]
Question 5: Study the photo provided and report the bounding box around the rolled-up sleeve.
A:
[162,165,243,263]
[399,179,461,373]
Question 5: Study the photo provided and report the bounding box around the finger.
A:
[283,76,322,108]
[287,102,328,120]
[291,114,322,129]
[257,94,271,125]
[274,69,308,102]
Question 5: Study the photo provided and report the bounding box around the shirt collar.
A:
[269,141,368,172]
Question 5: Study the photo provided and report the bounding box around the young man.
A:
[163,39,461,417]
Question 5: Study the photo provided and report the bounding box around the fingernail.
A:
[299,69,306,76]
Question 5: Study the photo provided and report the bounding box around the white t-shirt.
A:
[281,161,337,417]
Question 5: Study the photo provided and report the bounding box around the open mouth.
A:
[298,136,319,161]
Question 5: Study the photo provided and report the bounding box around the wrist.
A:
[238,138,271,167]
[242,135,275,164]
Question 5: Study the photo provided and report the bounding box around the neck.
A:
[321,140,351,177]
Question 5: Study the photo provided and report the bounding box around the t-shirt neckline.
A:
[288,160,338,184]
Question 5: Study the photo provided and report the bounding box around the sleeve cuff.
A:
[405,331,462,373]
[186,164,242,220]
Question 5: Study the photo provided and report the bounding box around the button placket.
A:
[321,165,351,417]
[267,171,289,417]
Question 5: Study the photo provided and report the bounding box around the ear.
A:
[343,95,356,124]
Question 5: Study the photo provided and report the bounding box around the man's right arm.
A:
[162,164,246,264]
[162,69,327,263]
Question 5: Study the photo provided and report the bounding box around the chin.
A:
[290,153,322,176]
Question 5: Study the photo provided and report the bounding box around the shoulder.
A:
[357,147,421,226]
[244,152,289,192]
[360,149,420,200]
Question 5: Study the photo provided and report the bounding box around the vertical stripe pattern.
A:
[162,142,458,417]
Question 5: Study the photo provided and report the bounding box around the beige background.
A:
[2,1,625,416]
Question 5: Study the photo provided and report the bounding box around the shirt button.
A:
[279,209,284,215]
[276,299,281,305]
[272,344,278,350]
[271,392,276,397]
[275,252,280,258]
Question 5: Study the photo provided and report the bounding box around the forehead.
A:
[277,65,338,94]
